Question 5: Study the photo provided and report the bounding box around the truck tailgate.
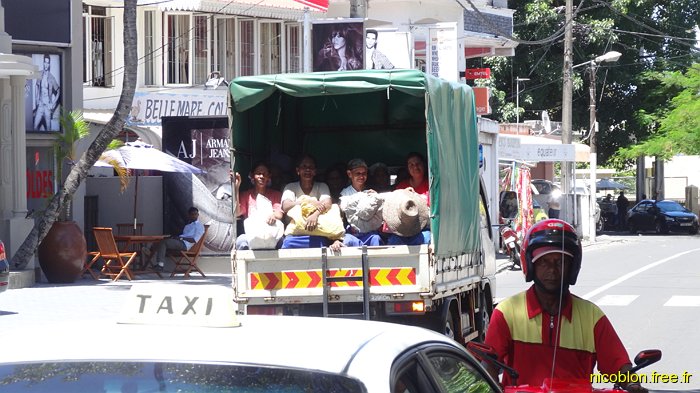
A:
[233,245,431,305]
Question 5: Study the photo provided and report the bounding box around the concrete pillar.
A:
[10,75,28,217]
[0,97,11,217]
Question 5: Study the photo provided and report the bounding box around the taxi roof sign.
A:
[118,285,240,327]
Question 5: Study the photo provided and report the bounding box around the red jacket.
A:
[485,285,631,387]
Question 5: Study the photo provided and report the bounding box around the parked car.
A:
[0,286,501,393]
[0,240,8,294]
[627,199,699,235]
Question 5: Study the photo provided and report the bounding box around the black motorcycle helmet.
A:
[520,219,582,285]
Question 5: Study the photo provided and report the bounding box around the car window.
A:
[426,353,497,393]
[0,362,365,393]
[532,181,551,195]
[636,202,650,212]
[657,201,685,212]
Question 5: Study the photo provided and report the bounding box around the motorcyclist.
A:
[484,219,647,393]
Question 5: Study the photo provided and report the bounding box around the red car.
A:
[0,241,9,293]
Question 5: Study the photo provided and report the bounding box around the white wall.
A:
[645,155,700,200]
[85,176,164,239]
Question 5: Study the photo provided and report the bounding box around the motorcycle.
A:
[467,341,662,393]
[500,220,521,269]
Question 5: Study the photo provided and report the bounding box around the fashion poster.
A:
[24,53,62,132]
[162,116,233,255]
[364,30,412,70]
[312,20,364,72]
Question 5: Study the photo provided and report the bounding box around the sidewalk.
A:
[8,254,233,290]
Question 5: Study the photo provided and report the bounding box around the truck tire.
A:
[476,289,493,342]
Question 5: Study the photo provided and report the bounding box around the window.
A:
[143,10,157,85]
[215,17,236,80]
[428,353,496,393]
[83,5,113,87]
[193,15,210,84]
[0,362,365,392]
[166,14,190,84]
[259,21,281,75]
[239,19,255,76]
[286,23,302,73]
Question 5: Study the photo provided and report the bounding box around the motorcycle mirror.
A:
[466,341,498,362]
[631,349,662,372]
[466,342,520,385]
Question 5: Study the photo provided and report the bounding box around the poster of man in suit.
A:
[25,53,62,132]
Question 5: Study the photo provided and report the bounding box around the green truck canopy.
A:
[229,69,480,258]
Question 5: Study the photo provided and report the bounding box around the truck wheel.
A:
[476,289,493,342]
[443,311,456,341]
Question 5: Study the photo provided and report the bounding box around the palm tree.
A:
[12,0,138,270]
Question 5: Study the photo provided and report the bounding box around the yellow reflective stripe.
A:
[497,292,542,344]
[558,296,603,352]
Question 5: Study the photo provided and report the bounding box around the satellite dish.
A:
[542,111,552,134]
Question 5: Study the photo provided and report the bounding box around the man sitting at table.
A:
[144,206,205,272]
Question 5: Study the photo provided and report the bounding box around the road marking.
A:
[582,247,700,300]
[595,295,638,306]
[664,296,700,307]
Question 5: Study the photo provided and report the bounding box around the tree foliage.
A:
[615,63,700,160]
[471,0,700,166]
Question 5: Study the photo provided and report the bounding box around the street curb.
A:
[9,269,35,289]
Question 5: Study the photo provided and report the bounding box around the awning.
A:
[498,134,591,162]
[139,0,326,19]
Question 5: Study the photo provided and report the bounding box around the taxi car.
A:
[0,285,500,393]
[0,240,9,294]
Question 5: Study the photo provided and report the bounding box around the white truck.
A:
[228,69,496,343]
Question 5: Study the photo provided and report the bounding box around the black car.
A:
[627,200,699,235]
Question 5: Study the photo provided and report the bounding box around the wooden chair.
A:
[81,251,101,280]
[168,225,209,279]
[93,227,137,281]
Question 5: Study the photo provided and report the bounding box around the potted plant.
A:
[36,110,91,282]
[36,111,128,283]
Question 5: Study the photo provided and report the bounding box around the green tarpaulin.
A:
[228,69,479,259]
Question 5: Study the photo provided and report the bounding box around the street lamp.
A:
[516,77,530,135]
[572,50,621,242]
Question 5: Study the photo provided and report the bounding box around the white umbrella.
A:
[96,141,204,229]
[596,178,627,191]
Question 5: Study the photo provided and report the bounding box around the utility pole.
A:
[516,77,529,135]
[561,0,573,198]
[588,62,597,242]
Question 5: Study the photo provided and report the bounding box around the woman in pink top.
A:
[233,161,283,249]
[394,152,430,206]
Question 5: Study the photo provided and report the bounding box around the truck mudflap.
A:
[233,245,432,305]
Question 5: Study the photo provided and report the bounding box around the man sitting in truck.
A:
[338,158,383,246]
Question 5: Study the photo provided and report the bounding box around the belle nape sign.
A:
[498,135,576,162]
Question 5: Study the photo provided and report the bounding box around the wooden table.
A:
[114,235,168,276]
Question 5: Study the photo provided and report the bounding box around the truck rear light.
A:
[246,305,280,315]
[388,301,426,315]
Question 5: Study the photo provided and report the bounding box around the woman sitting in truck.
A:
[280,154,345,251]
[385,152,431,245]
[232,161,284,250]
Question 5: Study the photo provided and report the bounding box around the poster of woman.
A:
[313,20,364,72]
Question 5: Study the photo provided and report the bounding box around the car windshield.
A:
[657,201,686,212]
[0,362,365,393]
